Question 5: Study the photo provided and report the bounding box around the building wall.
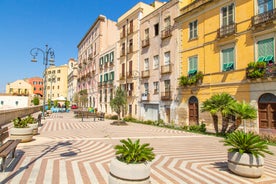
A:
[46,65,68,101]
[140,0,180,123]
[67,58,78,103]
[77,15,118,109]
[176,0,254,126]
[28,77,43,96]
[0,95,30,109]
[6,79,33,96]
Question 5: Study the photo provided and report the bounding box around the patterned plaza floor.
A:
[1,112,276,184]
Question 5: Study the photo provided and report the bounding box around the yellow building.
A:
[175,0,276,132]
[46,65,68,102]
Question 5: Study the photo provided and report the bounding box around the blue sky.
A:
[0,0,166,92]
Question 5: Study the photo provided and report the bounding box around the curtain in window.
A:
[222,48,234,65]
[258,38,274,57]
[258,0,273,14]
[189,56,198,71]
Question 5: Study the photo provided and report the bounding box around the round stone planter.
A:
[10,127,34,143]
[28,123,38,135]
[228,152,264,178]
[109,158,151,184]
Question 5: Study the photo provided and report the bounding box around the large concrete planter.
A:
[28,123,38,135]
[10,127,34,143]
[228,152,264,178]
[109,158,151,184]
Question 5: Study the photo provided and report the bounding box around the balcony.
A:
[128,46,133,54]
[246,63,276,79]
[127,72,133,79]
[120,49,125,57]
[88,53,93,60]
[161,26,172,40]
[161,64,172,74]
[99,64,103,70]
[141,70,150,78]
[127,90,133,97]
[108,80,114,87]
[161,91,172,101]
[141,93,150,102]
[141,38,150,48]
[217,23,236,38]
[119,74,126,80]
[252,8,276,27]
[120,32,126,39]
[98,82,103,88]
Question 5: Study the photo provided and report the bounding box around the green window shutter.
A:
[100,75,102,82]
[222,48,234,71]
[100,57,103,65]
[110,52,114,62]
[258,38,274,58]
[110,71,114,80]
[106,73,109,81]
[189,56,198,72]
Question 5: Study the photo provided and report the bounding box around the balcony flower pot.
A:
[221,130,273,178]
[109,138,155,184]
[10,117,34,143]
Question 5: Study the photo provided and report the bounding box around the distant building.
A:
[0,94,30,109]
[46,65,68,101]
[27,77,43,96]
[6,79,33,96]
[67,58,78,103]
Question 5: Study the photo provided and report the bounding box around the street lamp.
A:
[30,44,55,122]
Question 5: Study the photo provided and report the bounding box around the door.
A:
[258,93,276,130]
[189,96,199,125]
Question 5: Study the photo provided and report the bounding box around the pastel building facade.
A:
[140,0,181,123]
[45,65,68,101]
[27,77,43,96]
[67,58,78,103]
[77,15,118,108]
[175,0,276,132]
[117,1,165,118]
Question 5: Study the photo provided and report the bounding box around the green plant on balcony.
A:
[247,62,266,79]
[179,71,204,87]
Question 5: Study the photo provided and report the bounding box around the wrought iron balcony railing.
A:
[252,8,276,26]
[161,91,172,101]
[217,23,236,38]
[142,38,150,48]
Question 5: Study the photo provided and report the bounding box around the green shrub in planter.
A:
[13,117,29,128]
[115,138,155,164]
[221,130,273,158]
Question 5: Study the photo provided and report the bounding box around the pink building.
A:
[77,15,118,109]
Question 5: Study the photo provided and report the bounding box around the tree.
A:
[110,87,127,120]
[73,92,79,106]
[33,96,40,105]
[79,89,88,108]
[227,101,257,133]
[201,93,236,134]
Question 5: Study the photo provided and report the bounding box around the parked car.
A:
[71,104,78,109]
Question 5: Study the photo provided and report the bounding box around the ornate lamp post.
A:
[30,45,55,121]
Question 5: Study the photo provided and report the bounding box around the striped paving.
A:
[1,112,276,184]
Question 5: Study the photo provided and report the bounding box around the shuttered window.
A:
[222,48,234,71]
[258,38,274,58]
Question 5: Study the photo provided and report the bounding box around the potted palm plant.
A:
[10,117,34,142]
[109,138,155,184]
[221,130,273,178]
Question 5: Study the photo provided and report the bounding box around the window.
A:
[222,48,235,71]
[189,20,198,39]
[129,39,133,53]
[121,43,125,55]
[257,38,274,59]
[100,75,103,82]
[153,55,159,69]
[122,25,126,37]
[154,23,159,36]
[109,71,114,81]
[100,57,103,65]
[104,73,109,82]
[110,51,114,62]
[258,0,273,14]
[144,83,149,94]
[221,4,234,26]
[57,78,60,81]
[188,56,198,76]
[144,58,149,70]
[104,54,109,63]
[145,28,149,39]
[153,81,159,94]
[164,52,170,65]
[57,70,61,73]
[129,20,133,34]
[164,17,171,28]
[164,80,170,91]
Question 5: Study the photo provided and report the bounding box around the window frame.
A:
[189,20,198,40]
